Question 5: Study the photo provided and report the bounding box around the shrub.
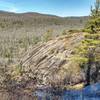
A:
[42,29,53,42]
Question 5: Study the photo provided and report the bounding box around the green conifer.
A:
[73,0,100,85]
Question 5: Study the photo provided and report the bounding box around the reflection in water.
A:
[34,83,100,100]
[0,83,100,100]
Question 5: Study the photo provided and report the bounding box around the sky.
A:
[0,0,95,17]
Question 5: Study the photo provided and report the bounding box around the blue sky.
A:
[0,0,95,17]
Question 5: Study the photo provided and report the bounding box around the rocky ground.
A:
[0,32,87,100]
[19,32,85,88]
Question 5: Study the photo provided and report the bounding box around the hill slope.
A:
[17,32,85,87]
[0,11,88,66]
[0,11,88,31]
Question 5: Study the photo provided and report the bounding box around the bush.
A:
[42,29,53,42]
[68,29,81,33]
[62,30,68,35]
[32,35,40,44]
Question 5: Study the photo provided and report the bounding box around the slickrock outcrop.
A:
[0,32,87,100]
[19,32,85,88]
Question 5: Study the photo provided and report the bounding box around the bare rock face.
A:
[0,33,86,100]
[19,32,85,87]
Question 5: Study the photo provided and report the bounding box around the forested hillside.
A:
[0,0,100,99]
[0,11,88,30]
[0,11,88,66]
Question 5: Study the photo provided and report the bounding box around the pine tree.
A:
[73,0,100,86]
[85,0,100,33]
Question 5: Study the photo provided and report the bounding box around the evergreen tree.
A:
[85,0,100,33]
[73,0,100,86]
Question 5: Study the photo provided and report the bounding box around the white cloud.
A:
[0,0,20,12]
[8,7,19,12]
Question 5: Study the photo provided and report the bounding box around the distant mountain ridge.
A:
[0,10,88,17]
[0,10,88,30]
